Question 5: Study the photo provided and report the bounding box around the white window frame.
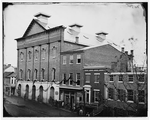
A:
[127,89,134,103]
[109,75,114,82]
[85,73,91,83]
[128,75,134,83]
[118,74,123,82]
[94,73,100,83]
[76,54,81,64]
[94,89,100,103]
[69,55,73,64]
[76,73,80,86]
[62,56,67,65]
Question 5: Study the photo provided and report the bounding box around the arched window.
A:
[20,69,23,80]
[34,69,38,80]
[28,51,32,60]
[41,68,45,80]
[42,48,46,59]
[52,46,57,58]
[35,50,39,60]
[27,69,31,80]
[52,68,56,80]
[20,52,24,61]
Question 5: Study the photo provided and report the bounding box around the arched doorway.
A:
[32,85,36,100]
[18,84,21,97]
[39,86,43,102]
[49,87,54,104]
[25,85,29,99]
[50,87,54,99]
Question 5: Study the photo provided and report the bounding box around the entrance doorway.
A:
[18,84,21,97]
[25,85,29,99]
[32,85,36,100]
[39,86,43,102]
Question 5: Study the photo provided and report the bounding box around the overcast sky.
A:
[4,2,146,67]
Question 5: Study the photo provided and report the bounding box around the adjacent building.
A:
[59,44,122,109]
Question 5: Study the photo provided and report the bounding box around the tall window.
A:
[119,75,123,82]
[128,75,133,82]
[69,73,73,85]
[76,73,80,86]
[94,73,100,83]
[20,52,24,61]
[62,73,66,84]
[109,75,113,82]
[27,69,31,80]
[20,69,23,80]
[138,74,144,83]
[69,55,73,64]
[34,69,38,80]
[41,48,46,59]
[28,51,32,60]
[77,54,81,64]
[52,68,56,80]
[138,90,145,103]
[35,50,39,60]
[63,56,66,65]
[41,68,45,80]
[94,90,100,103]
[85,73,91,83]
[52,46,57,58]
[108,88,114,100]
[117,89,125,101]
[127,89,134,102]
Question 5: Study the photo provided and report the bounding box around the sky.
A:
[3,2,146,67]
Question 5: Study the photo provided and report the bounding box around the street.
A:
[4,95,78,117]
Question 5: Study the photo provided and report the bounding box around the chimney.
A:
[75,36,79,43]
[130,50,134,56]
[125,51,128,55]
[95,31,108,42]
[69,23,83,33]
[121,47,124,53]
[34,12,50,24]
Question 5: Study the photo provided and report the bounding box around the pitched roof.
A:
[4,72,13,78]
[34,12,51,18]
[7,72,17,77]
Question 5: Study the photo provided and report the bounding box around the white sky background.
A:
[4,3,146,67]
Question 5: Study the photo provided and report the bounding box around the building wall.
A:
[84,45,121,67]
[104,72,147,110]
[60,52,84,86]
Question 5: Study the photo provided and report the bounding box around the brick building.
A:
[15,13,106,103]
[60,43,122,109]
[103,50,147,116]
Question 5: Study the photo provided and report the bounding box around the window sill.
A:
[69,63,73,64]
[109,81,114,82]
[76,63,81,64]
[139,102,145,104]
[85,82,90,83]
[118,81,123,83]
[127,100,134,103]
[63,63,66,65]
[138,82,145,84]
[94,82,99,83]
[128,82,134,83]
[108,98,113,101]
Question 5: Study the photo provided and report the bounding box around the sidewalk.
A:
[4,95,78,117]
